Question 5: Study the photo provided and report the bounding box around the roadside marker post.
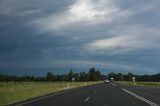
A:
[132,77,136,86]
[85,82,87,86]
[67,83,70,89]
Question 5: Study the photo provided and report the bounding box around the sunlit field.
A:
[0,81,101,105]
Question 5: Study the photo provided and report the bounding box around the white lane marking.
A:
[122,88,159,106]
[15,90,73,106]
[109,82,116,87]
[84,97,90,102]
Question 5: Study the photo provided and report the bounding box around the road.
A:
[10,82,159,106]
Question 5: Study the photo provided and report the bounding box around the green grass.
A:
[115,81,160,87]
[0,81,101,106]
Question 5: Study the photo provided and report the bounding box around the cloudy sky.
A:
[0,0,160,75]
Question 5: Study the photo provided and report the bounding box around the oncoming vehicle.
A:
[104,80,110,83]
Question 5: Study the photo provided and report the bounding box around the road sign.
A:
[72,77,75,81]
[132,77,135,82]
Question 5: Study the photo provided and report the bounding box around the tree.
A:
[117,73,124,81]
[95,70,101,80]
[79,72,89,81]
[89,68,101,81]
[46,72,55,81]
[100,74,107,80]
[73,73,79,81]
[68,70,74,82]
[108,72,116,80]
[56,75,63,81]
[89,67,96,81]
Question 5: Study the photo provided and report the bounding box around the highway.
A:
[11,82,159,106]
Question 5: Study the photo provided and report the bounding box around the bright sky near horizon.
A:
[0,0,160,75]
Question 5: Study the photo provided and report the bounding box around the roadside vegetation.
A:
[107,72,160,82]
[0,68,106,82]
[115,81,160,87]
[0,68,160,105]
[0,81,101,106]
[108,72,160,87]
[0,67,104,105]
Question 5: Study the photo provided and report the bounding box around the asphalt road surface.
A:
[10,82,160,106]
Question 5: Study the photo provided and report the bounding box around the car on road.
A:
[104,80,110,83]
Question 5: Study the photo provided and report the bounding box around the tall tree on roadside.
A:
[46,72,55,81]
[95,70,101,80]
[89,67,96,81]
[117,73,124,81]
[68,70,74,82]
[108,72,116,80]
[79,72,89,81]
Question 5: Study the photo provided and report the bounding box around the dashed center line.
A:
[84,97,90,102]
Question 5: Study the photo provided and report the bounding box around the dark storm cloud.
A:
[0,0,160,75]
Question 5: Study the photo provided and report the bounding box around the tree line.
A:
[0,68,106,82]
[0,68,160,82]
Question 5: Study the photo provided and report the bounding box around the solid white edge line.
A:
[122,88,159,106]
[84,97,90,102]
[15,90,72,106]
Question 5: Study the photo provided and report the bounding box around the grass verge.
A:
[115,81,160,87]
[0,81,101,106]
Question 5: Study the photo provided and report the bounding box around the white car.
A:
[104,80,110,83]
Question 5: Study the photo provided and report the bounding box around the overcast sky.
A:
[0,0,160,75]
